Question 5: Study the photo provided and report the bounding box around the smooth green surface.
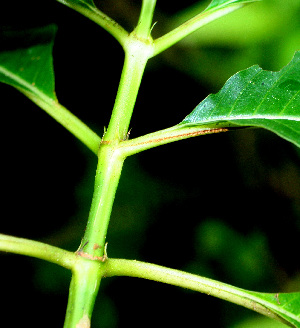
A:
[182,51,300,147]
[64,259,103,328]
[0,233,75,270]
[79,0,156,258]
[246,291,300,328]
[135,0,157,39]
[207,0,260,10]
[0,25,56,100]
[104,259,299,327]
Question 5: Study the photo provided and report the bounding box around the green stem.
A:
[23,91,101,155]
[135,0,157,39]
[64,259,103,328]
[0,233,75,269]
[75,0,156,259]
[79,144,125,258]
[153,4,246,56]
[63,2,158,325]
[104,259,290,326]
[118,123,230,156]
[103,41,153,142]
[56,0,129,47]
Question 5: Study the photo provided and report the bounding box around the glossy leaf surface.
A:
[182,51,300,147]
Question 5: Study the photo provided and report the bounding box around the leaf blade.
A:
[206,0,260,11]
[246,291,300,327]
[0,25,57,101]
[181,51,300,147]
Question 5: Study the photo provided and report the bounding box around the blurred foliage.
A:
[0,0,300,327]
[231,315,288,328]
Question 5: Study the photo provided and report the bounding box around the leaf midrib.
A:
[183,113,300,124]
[0,65,56,103]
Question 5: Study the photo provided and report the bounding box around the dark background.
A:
[0,0,300,327]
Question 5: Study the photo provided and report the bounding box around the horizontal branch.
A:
[0,233,75,270]
[118,124,229,156]
[104,258,290,326]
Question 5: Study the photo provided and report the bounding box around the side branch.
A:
[0,233,75,270]
[56,0,129,47]
[118,125,229,156]
[153,3,248,56]
[104,258,290,326]
[23,91,101,155]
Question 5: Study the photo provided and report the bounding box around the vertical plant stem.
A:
[79,144,126,258]
[103,43,152,142]
[79,39,153,259]
[63,260,103,328]
[135,0,157,39]
[64,4,156,328]
[64,2,158,326]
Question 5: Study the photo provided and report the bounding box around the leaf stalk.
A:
[153,4,248,56]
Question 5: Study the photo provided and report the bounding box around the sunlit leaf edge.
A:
[180,50,300,148]
[206,0,261,11]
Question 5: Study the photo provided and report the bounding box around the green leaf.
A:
[206,0,260,11]
[0,25,57,100]
[182,51,300,147]
[245,291,300,328]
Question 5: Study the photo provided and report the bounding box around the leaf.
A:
[181,51,300,147]
[245,291,300,327]
[206,0,260,11]
[0,25,57,101]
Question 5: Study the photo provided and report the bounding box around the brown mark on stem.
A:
[128,127,229,148]
[76,251,107,262]
[100,140,111,145]
[93,243,101,250]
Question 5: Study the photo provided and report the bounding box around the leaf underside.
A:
[246,291,300,327]
[181,51,300,148]
[0,25,57,100]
